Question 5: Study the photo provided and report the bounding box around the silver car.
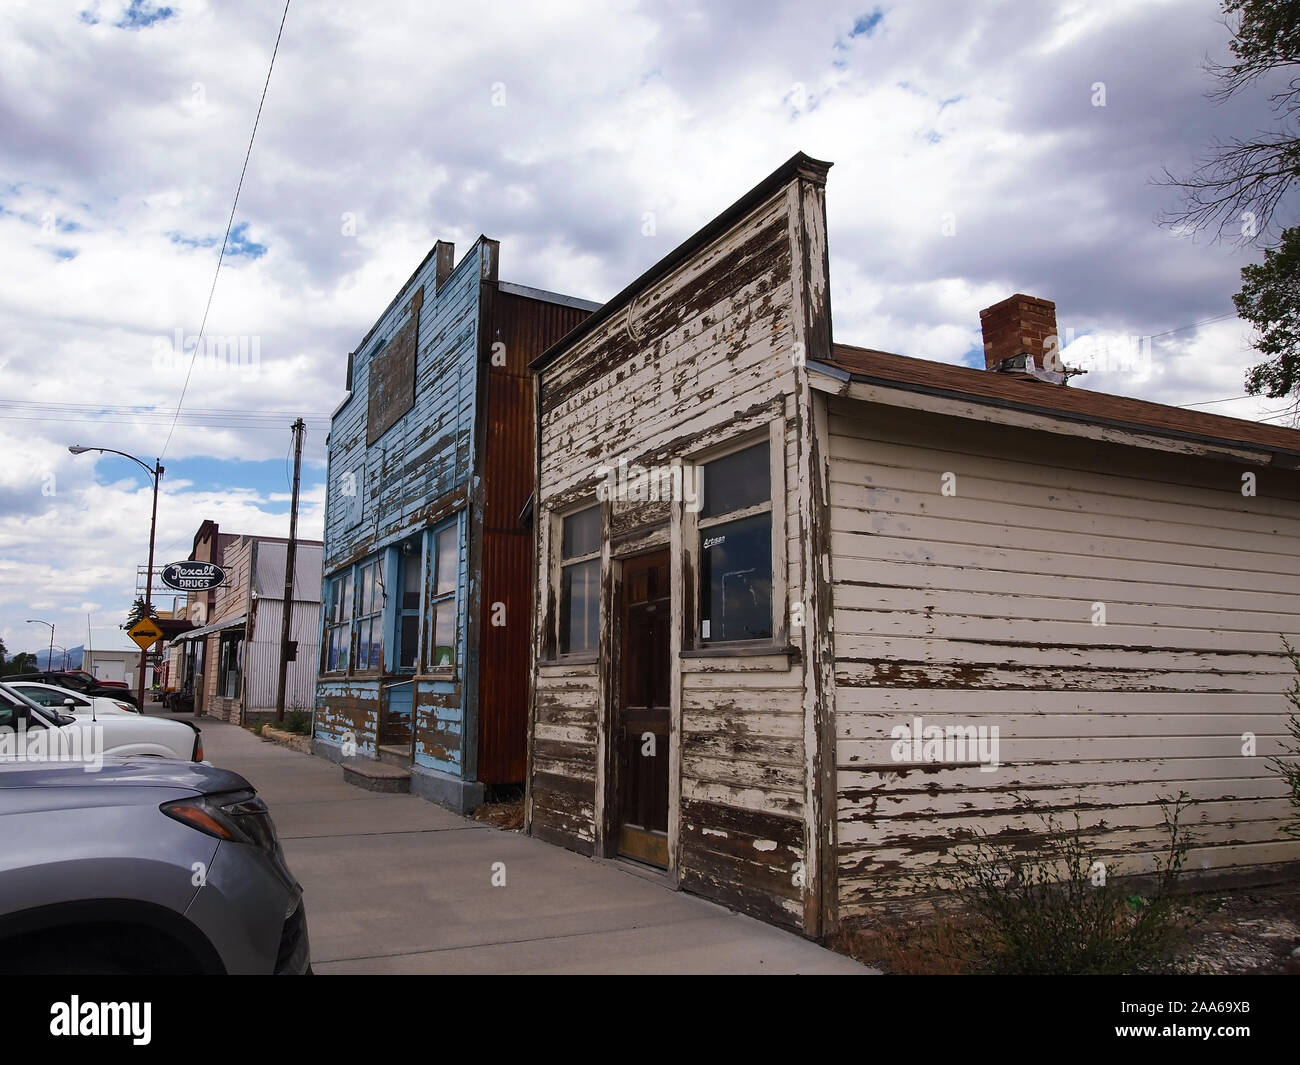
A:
[0,754,310,974]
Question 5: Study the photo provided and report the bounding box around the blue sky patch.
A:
[114,1,176,31]
[850,9,884,38]
[227,221,268,260]
[169,231,219,250]
[53,248,77,261]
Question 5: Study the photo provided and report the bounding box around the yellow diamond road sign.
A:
[128,617,164,650]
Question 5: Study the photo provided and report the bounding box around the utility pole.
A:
[276,418,305,722]
[138,459,163,712]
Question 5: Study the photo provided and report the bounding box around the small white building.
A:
[82,648,143,685]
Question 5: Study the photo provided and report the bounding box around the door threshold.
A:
[613,856,673,884]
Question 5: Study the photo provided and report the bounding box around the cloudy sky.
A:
[0,0,1293,655]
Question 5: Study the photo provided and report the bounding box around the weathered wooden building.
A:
[525,151,1300,938]
[314,237,597,811]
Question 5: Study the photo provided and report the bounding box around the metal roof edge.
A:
[839,370,1300,465]
[497,280,602,312]
[176,614,247,640]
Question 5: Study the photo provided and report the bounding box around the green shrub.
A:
[282,709,311,735]
[922,793,1194,975]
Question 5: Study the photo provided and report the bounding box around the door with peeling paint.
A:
[616,551,671,868]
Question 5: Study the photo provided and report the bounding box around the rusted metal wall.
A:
[826,397,1300,915]
[474,286,592,784]
[529,156,836,932]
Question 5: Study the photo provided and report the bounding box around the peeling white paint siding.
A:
[827,397,1300,914]
[530,161,835,931]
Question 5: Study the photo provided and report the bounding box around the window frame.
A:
[322,569,354,674]
[686,422,787,653]
[426,520,459,675]
[353,557,385,673]
[555,501,602,660]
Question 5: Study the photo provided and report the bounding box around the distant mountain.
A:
[34,645,83,670]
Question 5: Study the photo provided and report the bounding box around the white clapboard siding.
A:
[535,186,808,835]
[529,666,600,845]
[827,396,1300,914]
[531,169,824,932]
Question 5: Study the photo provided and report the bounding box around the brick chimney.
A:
[979,294,1058,371]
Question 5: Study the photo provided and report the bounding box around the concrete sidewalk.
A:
[191,714,870,974]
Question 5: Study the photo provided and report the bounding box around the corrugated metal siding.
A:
[475,287,592,784]
[253,541,323,602]
[828,397,1300,915]
[244,599,323,712]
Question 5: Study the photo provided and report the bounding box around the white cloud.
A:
[0,0,1292,650]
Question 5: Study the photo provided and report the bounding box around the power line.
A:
[160,0,292,459]
[0,399,330,432]
[1175,394,1252,408]
[0,401,328,418]
[1141,311,1236,341]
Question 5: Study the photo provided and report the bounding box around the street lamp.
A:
[25,619,54,673]
[69,445,164,711]
[51,645,68,670]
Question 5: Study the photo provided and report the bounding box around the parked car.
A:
[0,755,310,974]
[6,670,139,708]
[64,669,130,691]
[0,683,201,762]
[6,680,139,718]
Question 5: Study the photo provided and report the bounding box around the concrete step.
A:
[342,759,410,794]
[377,744,410,768]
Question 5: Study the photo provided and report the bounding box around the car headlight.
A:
[113,701,137,713]
[160,789,280,854]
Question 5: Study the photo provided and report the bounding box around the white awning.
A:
[176,614,246,641]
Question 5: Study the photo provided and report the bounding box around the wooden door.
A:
[616,551,671,868]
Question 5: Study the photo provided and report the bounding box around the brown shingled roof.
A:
[821,342,1300,462]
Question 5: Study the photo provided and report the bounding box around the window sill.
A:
[680,643,801,661]
[541,653,599,666]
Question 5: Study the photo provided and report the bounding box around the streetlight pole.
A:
[69,446,164,711]
[25,619,54,673]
